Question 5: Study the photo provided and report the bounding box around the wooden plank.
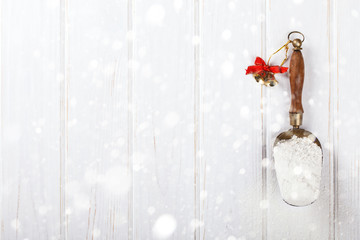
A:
[336,0,360,238]
[266,0,333,239]
[59,0,69,238]
[1,0,61,239]
[132,0,197,239]
[200,0,263,239]
[3,1,360,239]
[65,0,131,239]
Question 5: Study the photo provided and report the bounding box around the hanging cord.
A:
[267,40,292,66]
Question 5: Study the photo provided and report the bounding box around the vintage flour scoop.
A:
[273,33,323,207]
[246,31,323,207]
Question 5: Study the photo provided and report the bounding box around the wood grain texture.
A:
[1,0,360,239]
[133,0,196,239]
[65,0,131,239]
[289,50,305,114]
[328,0,338,237]
[59,0,69,238]
[337,0,360,238]
[201,0,263,239]
[1,0,61,239]
[194,0,202,239]
[265,0,334,239]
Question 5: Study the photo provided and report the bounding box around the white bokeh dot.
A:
[152,214,177,239]
[164,112,180,127]
[352,9,359,18]
[222,29,232,40]
[221,61,234,77]
[146,5,165,25]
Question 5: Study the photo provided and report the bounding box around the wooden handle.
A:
[289,50,304,114]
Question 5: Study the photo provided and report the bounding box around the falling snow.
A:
[222,29,232,40]
[146,4,165,25]
[164,111,180,127]
[2,0,358,239]
[221,61,234,77]
[152,214,177,239]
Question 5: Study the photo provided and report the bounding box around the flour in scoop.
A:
[273,135,322,206]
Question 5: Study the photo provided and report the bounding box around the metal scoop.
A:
[273,35,323,207]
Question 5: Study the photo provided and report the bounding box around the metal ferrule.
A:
[289,113,303,128]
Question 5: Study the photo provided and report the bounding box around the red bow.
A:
[245,57,288,75]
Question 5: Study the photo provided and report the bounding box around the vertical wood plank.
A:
[133,0,196,239]
[194,0,201,239]
[261,0,269,239]
[128,0,135,238]
[336,0,360,238]
[2,1,360,239]
[60,0,69,238]
[66,0,131,239]
[0,0,2,234]
[328,0,338,237]
[200,0,263,239]
[1,0,61,239]
[266,0,333,239]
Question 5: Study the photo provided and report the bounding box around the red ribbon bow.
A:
[245,57,288,75]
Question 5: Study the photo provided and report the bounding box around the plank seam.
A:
[194,0,201,239]
[127,0,135,238]
[0,0,3,237]
[328,0,339,238]
[261,0,269,239]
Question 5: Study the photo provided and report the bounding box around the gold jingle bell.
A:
[264,72,278,87]
[253,73,265,85]
[253,72,278,87]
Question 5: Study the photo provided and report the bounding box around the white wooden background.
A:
[0,0,359,239]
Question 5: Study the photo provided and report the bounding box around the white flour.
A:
[273,135,322,206]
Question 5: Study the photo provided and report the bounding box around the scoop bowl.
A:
[274,128,323,206]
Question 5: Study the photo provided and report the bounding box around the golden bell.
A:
[253,72,278,87]
[264,73,278,87]
[264,79,278,87]
[253,74,264,84]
